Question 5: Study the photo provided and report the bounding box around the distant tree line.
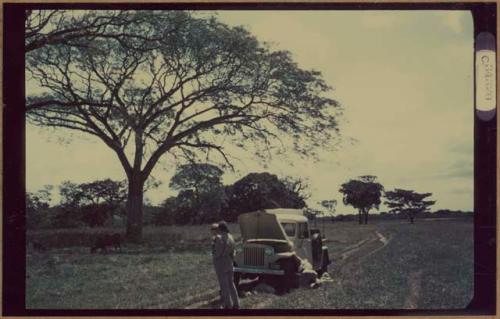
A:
[26,178,164,229]
[27,170,472,230]
[27,179,127,229]
[153,164,307,225]
[329,209,473,222]
[26,165,308,229]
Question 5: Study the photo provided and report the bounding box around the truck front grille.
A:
[244,246,265,266]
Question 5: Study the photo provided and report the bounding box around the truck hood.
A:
[238,210,288,241]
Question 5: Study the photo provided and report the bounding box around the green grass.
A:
[27,224,242,250]
[27,249,219,309]
[259,220,473,309]
[26,219,473,309]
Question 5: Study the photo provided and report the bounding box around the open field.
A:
[26,218,473,309]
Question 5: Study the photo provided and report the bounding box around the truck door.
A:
[296,222,312,262]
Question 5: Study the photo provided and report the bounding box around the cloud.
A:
[449,186,473,195]
[448,141,473,155]
[431,159,473,180]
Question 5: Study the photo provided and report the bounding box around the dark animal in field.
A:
[90,233,123,254]
[32,240,47,252]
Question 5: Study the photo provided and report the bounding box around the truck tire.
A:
[281,259,299,291]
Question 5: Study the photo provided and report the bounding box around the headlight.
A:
[264,247,274,256]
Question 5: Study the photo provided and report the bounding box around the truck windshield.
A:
[298,222,309,239]
[280,223,296,237]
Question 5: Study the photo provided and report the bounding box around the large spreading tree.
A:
[26,10,341,242]
[384,189,436,223]
[339,175,384,224]
[25,10,167,55]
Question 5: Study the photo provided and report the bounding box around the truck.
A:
[233,208,330,290]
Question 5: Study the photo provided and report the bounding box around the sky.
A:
[26,10,474,213]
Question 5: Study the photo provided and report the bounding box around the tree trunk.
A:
[126,175,144,243]
[364,210,368,224]
[358,210,362,224]
[410,215,414,224]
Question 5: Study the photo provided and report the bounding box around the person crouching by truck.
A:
[212,221,240,309]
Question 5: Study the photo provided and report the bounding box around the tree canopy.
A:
[320,199,337,221]
[166,163,227,224]
[59,179,127,207]
[26,185,53,229]
[154,171,308,224]
[384,188,436,223]
[226,172,306,217]
[57,179,128,227]
[26,10,341,241]
[339,175,384,224]
[169,163,224,194]
[281,176,311,202]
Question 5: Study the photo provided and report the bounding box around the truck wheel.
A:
[281,259,299,291]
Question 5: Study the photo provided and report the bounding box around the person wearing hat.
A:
[213,221,240,309]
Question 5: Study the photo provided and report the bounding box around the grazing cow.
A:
[90,233,123,254]
[108,233,122,252]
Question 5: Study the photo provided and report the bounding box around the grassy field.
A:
[26,218,473,309]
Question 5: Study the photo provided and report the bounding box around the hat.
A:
[218,221,229,233]
[210,223,219,230]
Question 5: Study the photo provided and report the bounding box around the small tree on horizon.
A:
[339,175,384,225]
[319,199,337,223]
[384,189,436,224]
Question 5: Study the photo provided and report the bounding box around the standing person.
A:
[213,221,240,309]
[210,223,219,255]
[210,223,222,304]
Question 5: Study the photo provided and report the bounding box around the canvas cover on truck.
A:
[238,210,288,241]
